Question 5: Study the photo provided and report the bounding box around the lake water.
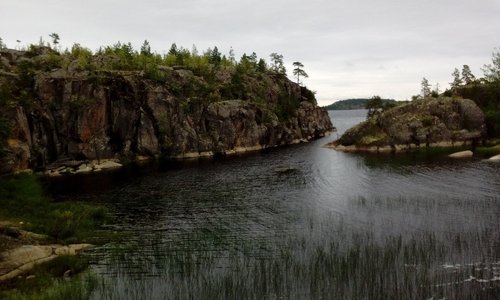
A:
[47,109,500,299]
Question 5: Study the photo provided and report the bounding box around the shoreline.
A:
[325,139,500,157]
[12,132,333,177]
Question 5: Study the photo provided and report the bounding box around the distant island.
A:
[323,98,398,110]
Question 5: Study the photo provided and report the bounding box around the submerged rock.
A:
[488,154,500,161]
[448,150,473,158]
[329,97,486,152]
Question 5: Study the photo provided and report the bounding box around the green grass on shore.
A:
[0,173,110,299]
[0,173,109,245]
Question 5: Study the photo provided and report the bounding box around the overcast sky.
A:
[1,0,499,106]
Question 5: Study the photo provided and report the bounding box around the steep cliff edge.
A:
[329,97,486,152]
[0,46,333,174]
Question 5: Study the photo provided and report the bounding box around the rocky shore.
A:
[0,222,93,282]
[327,97,486,153]
[0,244,93,281]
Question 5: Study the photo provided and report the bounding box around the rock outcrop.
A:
[329,97,486,152]
[0,244,93,281]
[448,150,474,158]
[488,154,500,161]
[0,47,333,174]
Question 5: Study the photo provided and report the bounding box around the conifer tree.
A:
[450,68,463,90]
[482,47,500,82]
[270,53,286,74]
[292,61,308,85]
[461,65,475,84]
[421,77,431,98]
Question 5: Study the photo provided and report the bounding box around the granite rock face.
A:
[0,48,333,174]
[333,97,486,151]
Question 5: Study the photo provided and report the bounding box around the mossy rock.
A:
[338,97,486,148]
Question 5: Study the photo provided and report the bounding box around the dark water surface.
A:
[46,110,500,299]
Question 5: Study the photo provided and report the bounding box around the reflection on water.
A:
[46,110,500,299]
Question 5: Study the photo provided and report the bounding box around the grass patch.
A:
[0,174,110,299]
[0,173,109,245]
[476,144,500,158]
[0,258,99,300]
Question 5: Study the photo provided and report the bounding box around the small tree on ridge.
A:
[292,61,308,85]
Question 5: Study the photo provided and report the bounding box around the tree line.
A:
[419,47,500,99]
[0,34,309,86]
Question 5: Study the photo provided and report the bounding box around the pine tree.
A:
[421,77,431,98]
[461,65,475,84]
[49,33,60,47]
[292,61,308,85]
[168,43,178,56]
[482,47,500,82]
[269,53,286,75]
[140,40,151,56]
[365,95,383,118]
[450,68,463,90]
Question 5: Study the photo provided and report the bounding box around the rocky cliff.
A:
[330,97,486,152]
[0,46,333,174]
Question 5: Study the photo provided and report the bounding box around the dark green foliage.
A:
[49,33,60,47]
[140,40,152,56]
[454,82,500,137]
[484,109,500,137]
[276,93,300,121]
[482,47,500,82]
[292,61,308,85]
[168,43,178,56]
[269,53,286,75]
[257,58,267,72]
[300,86,317,104]
[0,257,99,300]
[69,44,93,71]
[0,174,109,243]
[0,117,11,156]
[209,46,222,66]
[365,95,383,118]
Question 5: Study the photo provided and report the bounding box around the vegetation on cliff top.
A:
[428,52,500,138]
[0,38,317,108]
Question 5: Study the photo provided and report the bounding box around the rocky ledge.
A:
[328,97,486,152]
[0,244,93,281]
[0,47,333,175]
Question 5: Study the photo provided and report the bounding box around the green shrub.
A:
[0,262,99,300]
[46,210,79,240]
[485,109,500,137]
[276,94,300,121]
[0,117,11,156]
[0,174,109,242]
